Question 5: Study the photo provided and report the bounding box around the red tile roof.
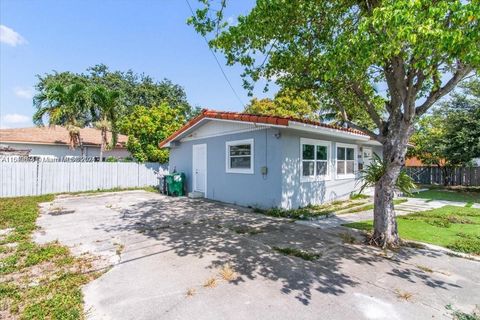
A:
[0,126,128,148]
[405,156,445,167]
[159,109,368,147]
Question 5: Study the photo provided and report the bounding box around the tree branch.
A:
[404,64,426,122]
[344,120,383,143]
[415,64,473,116]
[332,96,383,143]
[350,82,384,130]
[384,56,407,111]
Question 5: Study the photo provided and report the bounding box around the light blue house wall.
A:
[279,129,382,209]
[169,128,283,208]
[168,125,382,209]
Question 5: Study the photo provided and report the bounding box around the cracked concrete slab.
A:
[34,191,480,320]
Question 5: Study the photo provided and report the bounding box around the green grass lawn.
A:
[0,195,102,319]
[411,188,480,203]
[344,206,480,255]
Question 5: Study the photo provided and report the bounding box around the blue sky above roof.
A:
[0,0,276,128]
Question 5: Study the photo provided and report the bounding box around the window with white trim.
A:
[226,139,254,174]
[300,138,330,181]
[336,144,356,178]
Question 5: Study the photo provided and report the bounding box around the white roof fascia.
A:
[288,121,371,141]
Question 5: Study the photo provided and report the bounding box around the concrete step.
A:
[188,191,204,199]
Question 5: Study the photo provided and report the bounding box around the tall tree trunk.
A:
[372,125,411,248]
[372,162,402,247]
[100,128,107,162]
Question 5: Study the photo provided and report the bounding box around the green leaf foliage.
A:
[119,103,184,163]
[189,0,479,137]
[33,65,194,161]
[33,79,89,148]
[358,154,416,196]
[410,78,480,167]
[34,64,195,120]
[244,88,320,119]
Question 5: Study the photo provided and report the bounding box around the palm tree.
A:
[33,81,87,149]
[90,86,122,161]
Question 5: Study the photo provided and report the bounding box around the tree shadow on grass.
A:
[94,196,462,305]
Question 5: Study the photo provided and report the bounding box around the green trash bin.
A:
[165,173,186,196]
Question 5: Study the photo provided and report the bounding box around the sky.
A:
[0,0,275,129]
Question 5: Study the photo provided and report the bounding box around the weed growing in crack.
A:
[219,264,238,282]
[273,247,320,261]
[203,277,218,288]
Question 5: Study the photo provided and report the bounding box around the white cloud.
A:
[0,25,27,47]
[2,113,30,124]
[14,87,34,99]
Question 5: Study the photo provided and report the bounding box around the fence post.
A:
[35,160,40,195]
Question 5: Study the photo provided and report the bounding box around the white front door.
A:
[192,144,207,194]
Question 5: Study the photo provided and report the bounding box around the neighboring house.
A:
[0,126,130,159]
[160,109,382,209]
[405,156,427,167]
[405,156,445,167]
[0,145,31,157]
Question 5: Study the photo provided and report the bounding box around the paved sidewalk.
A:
[297,198,477,229]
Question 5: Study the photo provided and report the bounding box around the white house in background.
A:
[0,126,131,159]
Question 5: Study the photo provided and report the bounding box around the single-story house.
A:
[0,126,130,160]
[160,109,382,209]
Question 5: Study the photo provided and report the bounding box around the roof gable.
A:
[160,109,371,147]
[181,119,263,142]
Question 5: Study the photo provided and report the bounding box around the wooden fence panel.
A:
[406,166,480,186]
[0,161,167,197]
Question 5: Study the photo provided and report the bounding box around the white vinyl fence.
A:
[0,161,168,197]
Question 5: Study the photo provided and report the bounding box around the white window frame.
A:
[300,138,331,182]
[225,138,254,174]
[335,143,358,180]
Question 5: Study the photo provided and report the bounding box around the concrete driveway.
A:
[34,191,480,320]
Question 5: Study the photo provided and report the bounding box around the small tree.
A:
[410,78,480,184]
[441,79,480,166]
[33,81,87,149]
[90,86,123,161]
[245,88,320,119]
[409,112,447,167]
[119,104,185,163]
[189,0,480,247]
